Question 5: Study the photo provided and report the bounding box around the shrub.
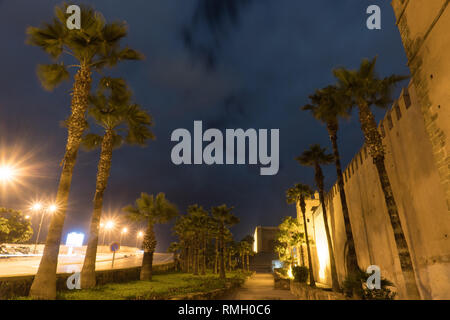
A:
[342,269,396,300]
[292,266,309,283]
[274,267,288,279]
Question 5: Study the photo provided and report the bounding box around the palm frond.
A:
[36,63,70,91]
[81,133,103,151]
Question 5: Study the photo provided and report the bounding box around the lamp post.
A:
[32,202,57,254]
[103,220,114,245]
[119,227,128,247]
[136,231,143,249]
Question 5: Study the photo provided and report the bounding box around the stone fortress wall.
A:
[300,1,450,300]
[302,83,450,299]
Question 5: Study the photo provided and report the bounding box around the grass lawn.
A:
[57,271,250,300]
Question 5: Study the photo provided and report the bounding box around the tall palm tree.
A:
[286,183,316,287]
[168,241,182,271]
[80,78,154,288]
[333,57,420,299]
[187,204,210,275]
[124,193,178,281]
[26,4,143,299]
[297,144,340,291]
[241,235,254,272]
[173,215,195,273]
[303,85,360,276]
[211,205,239,279]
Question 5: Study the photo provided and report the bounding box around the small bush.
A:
[274,267,288,279]
[342,269,396,300]
[292,266,309,283]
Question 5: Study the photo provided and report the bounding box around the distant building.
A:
[253,226,278,253]
[251,226,279,272]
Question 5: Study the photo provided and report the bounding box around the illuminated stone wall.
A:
[302,82,449,299]
[391,0,450,211]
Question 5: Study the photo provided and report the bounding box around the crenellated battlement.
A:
[325,82,416,204]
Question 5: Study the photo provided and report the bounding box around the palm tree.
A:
[26,4,143,299]
[211,205,239,279]
[173,215,195,273]
[124,193,178,281]
[168,241,182,271]
[286,183,316,287]
[297,144,340,291]
[187,204,210,275]
[333,57,420,299]
[226,240,238,271]
[80,78,154,288]
[303,86,360,277]
[241,235,254,272]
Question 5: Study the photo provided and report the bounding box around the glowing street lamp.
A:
[119,227,128,247]
[136,231,144,249]
[31,202,58,254]
[0,165,15,183]
[48,204,58,213]
[102,220,115,245]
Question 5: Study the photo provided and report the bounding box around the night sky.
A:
[0,0,409,251]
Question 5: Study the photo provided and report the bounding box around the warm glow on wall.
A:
[287,265,294,279]
[253,228,258,253]
[314,214,330,281]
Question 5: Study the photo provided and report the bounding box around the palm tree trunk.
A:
[182,246,188,272]
[140,222,156,281]
[30,64,92,300]
[315,164,340,292]
[214,238,219,274]
[246,253,250,272]
[187,245,191,273]
[300,199,315,287]
[375,158,421,299]
[201,235,206,275]
[358,102,420,299]
[81,130,114,289]
[219,225,226,279]
[328,125,360,276]
[193,241,199,275]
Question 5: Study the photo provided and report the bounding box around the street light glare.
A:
[31,202,43,211]
[105,221,114,229]
[137,231,144,237]
[48,204,58,213]
[122,227,128,233]
[0,165,15,182]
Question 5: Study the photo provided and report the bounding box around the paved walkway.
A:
[224,273,298,300]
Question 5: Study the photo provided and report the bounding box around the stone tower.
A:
[391,0,450,211]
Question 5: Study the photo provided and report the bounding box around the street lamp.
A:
[136,231,144,249]
[102,220,114,245]
[0,165,15,183]
[31,202,58,254]
[119,227,128,247]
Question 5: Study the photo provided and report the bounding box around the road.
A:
[0,252,173,277]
